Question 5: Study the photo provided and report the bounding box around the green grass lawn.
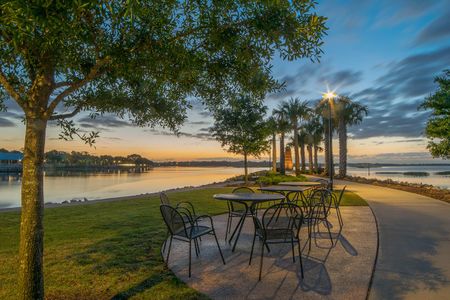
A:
[0,187,366,299]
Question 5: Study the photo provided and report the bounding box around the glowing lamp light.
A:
[322,91,337,100]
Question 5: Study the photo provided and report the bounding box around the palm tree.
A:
[310,116,324,173]
[335,96,368,177]
[272,107,290,175]
[315,101,333,175]
[297,129,308,173]
[302,121,317,173]
[267,117,278,172]
[281,98,310,176]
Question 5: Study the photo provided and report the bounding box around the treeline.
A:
[0,148,21,154]
[155,160,270,168]
[44,150,154,167]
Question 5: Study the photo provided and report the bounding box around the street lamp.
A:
[322,91,337,190]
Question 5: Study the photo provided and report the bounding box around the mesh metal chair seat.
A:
[249,202,305,281]
[160,205,225,277]
[174,225,213,239]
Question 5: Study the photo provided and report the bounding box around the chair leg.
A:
[212,231,226,265]
[325,219,334,246]
[225,214,231,240]
[259,241,265,281]
[264,242,271,253]
[291,236,296,263]
[162,230,169,253]
[297,239,304,279]
[166,236,173,263]
[189,239,192,277]
[308,221,312,252]
[194,238,199,257]
[249,229,257,265]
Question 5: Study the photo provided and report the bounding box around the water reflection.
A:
[347,166,450,189]
[0,167,264,209]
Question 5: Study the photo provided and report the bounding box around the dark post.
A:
[328,101,334,190]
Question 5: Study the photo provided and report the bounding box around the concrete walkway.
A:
[336,180,450,299]
[164,205,377,299]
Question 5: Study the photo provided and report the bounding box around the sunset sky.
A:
[1,0,450,163]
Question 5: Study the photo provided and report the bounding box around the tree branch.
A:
[49,106,82,120]
[46,57,111,116]
[0,69,25,108]
[54,81,71,89]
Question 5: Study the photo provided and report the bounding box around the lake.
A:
[0,167,265,209]
[347,165,450,189]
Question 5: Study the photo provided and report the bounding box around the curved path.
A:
[335,179,450,299]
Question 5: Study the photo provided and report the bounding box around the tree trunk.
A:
[323,117,329,175]
[307,144,313,174]
[19,117,48,300]
[279,133,285,175]
[338,117,347,178]
[272,133,277,172]
[313,145,319,173]
[244,152,248,184]
[293,126,300,176]
[300,143,306,173]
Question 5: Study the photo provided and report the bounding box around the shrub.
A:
[256,172,306,186]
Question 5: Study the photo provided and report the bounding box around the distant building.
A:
[0,152,23,164]
[285,148,293,170]
[0,152,23,172]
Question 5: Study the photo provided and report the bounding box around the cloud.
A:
[374,0,440,27]
[145,128,214,141]
[77,115,132,130]
[318,70,363,89]
[0,117,16,127]
[414,11,450,45]
[189,121,210,125]
[347,46,450,139]
[0,111,24,121]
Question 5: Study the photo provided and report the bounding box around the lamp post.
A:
[323,91,336,190]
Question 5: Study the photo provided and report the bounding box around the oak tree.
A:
[0,1,327,298]
[211,95,270,183]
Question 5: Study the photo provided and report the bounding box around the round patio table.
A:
[214,193,285,252]
[258,185,313,210]
[278,181,322,187]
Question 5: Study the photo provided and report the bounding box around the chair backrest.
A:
[232,186,254,193]
[160,204,188,236]
[335,185,347,208]
[228,187,253,212]
[160,192,170,206]
[255,203,304,240]
[308,188,333,217]
[285,191,300,204]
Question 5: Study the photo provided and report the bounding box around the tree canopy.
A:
[0,1,327,298]
[0,1,327,131]
[419,70,450,159]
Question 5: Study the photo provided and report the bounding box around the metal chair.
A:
[225,187,255,240]
[249,202,305,281]
[160,192,200,253]
[160,192,197,221]
[160,205,225,277]
[314,178,332,190]
[305,188,334,250]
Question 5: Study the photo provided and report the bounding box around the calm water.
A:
[0,167,265,209]
[347,165,450,189]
